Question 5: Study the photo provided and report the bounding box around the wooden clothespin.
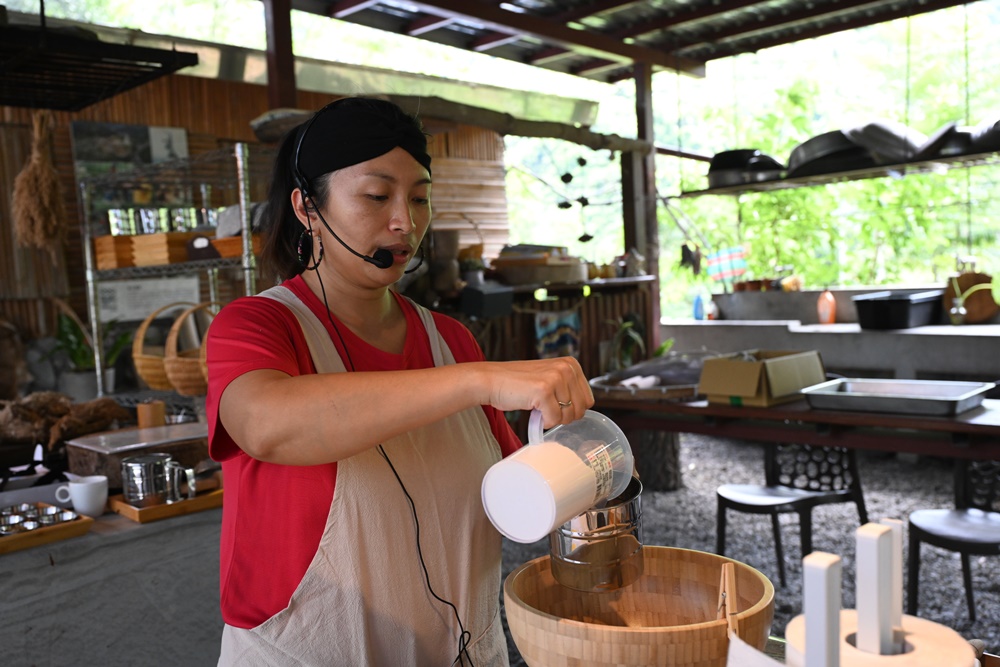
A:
[717,562,740,638]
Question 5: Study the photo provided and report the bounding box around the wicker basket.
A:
[164,302,219,396]
[132,302,196,391]
[504,546,775,667]
[199,334,209,384]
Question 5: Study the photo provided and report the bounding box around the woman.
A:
[206,96,593,666]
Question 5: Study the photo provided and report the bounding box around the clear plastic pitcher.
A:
[481,409,633,543]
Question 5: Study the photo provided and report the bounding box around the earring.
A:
[297,228,324,270]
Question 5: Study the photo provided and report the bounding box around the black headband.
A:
[295,98,432,190]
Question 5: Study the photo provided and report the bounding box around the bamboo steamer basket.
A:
[504,546,774,667]
[132,302,195,391]
[164,302,219,396]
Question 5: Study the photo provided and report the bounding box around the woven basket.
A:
[199,334,209,384]
[504,546,775,667]
[164,302,219,396]
[132,302,196,391]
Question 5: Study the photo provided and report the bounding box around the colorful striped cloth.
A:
[706,246,748,281]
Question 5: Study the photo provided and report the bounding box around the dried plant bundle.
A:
[12,109,67,263]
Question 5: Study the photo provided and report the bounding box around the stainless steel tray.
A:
[800,378,995,416]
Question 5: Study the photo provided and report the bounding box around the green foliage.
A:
[607,318,646,370]
[653,338,675,357]
[53,314,132,372]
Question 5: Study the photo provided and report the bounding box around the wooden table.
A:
[596,396,1000,461]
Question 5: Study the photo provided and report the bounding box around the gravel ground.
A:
[500,433,1000,665]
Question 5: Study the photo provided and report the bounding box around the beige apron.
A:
[219,286,508,666]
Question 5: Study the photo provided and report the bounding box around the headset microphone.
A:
[314,212,394,269]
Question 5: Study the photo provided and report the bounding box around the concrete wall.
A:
[661,289,1000,385]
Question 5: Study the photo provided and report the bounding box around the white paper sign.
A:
[96,277,200,322]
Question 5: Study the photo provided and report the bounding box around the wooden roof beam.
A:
[400,0,705,76]
[329,0,380,19]
[470,32,522,52]
[471,0,642,59]
[615,0,773,38]
[406,13,456,36]
[672,0,972,56]
[519,0,768,68]
[528,46,578,66]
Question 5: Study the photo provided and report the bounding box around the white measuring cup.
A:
[481,409,633,543]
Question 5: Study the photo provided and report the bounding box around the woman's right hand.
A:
[478,356,594,428]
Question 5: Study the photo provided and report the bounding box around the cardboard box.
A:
[698,349,826,407]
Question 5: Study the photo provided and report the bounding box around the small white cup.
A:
[69,475,109,517]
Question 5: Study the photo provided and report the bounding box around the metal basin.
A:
[801,378,995,416]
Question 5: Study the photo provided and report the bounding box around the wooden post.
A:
[632,62,660,347]
[262,0,298,110]
[626,428,681,491]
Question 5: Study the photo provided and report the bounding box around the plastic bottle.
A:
[817,288,836,324]
[693,294,705,320]
[481,410,633,543]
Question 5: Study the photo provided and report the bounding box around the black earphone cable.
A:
[309,232,475,666]
[376,443,474,667]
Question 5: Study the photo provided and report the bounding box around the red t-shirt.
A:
[205,275,520,628]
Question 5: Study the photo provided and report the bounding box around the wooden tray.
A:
[0,504,95,555]
[108,488,223,524]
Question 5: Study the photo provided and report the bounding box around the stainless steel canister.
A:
[121,453,174,507]
[549,475,643,593]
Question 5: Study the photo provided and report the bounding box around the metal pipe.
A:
[235,142,256,296]
[78,181,106,396]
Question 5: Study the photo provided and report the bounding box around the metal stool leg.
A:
[961,552,976,622]
[907,531,920,616]
[716,497,727,556]
[771,512,786,587]
[799,509,813,559]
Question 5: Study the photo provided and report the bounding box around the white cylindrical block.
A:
[880,518,904,630]
[856,523,893,655]
[803,551,841,667]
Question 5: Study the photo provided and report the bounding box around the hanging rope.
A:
[904,15,911,143]
[675,69,684,189]
[963,3,973,256]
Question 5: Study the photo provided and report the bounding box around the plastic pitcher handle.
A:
[527,409,545,445]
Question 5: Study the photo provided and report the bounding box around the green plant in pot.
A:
[52,310,132,401]
[607,316,647,371]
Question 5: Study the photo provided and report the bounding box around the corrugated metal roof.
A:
[293,0,979,82]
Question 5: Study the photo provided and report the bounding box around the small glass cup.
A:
[0,514,24,534]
